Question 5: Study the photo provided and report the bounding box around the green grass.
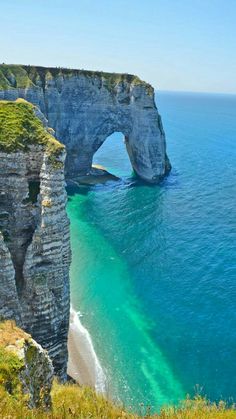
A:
[0,347,24,395]
[0,98,64,158]
[0,64,34,89]
[0,322,25,400]
[0,64,153,95]
[0,381,235,419]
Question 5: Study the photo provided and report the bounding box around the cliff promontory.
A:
[0,64,171,183]
[0,320,53,409]
[0,99,71,380]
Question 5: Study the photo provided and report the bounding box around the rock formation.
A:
[0,99,71,380]
[0,320,54,409]
[0,64,171,183]
[0,64,171,384]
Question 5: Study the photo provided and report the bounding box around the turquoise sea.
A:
[67,91,236,412]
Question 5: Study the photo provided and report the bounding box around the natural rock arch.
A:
[92,131,133,178]
[0,65,171,183]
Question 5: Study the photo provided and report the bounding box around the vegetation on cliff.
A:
[0,99,64,157]
[0,64,35,90]
[0,64,153,95]
[0,322,235,418]
[0,321,53,409]
[0,380,235,418]
[0,347,24,397]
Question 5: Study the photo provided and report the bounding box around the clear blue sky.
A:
[1,0,236,93]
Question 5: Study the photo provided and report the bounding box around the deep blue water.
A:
[67,91,236,412]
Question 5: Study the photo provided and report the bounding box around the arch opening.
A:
[92,132,133,180]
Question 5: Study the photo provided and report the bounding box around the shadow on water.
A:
[66,167,180,200]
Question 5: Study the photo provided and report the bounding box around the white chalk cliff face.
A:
[0,65,171,183]
[0,100,71,380]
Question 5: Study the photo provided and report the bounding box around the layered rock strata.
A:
[0,99,71,379]
[0,64,171,183]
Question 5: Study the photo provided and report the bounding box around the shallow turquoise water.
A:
[67,91,236,411]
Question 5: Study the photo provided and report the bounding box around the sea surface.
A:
[67,91,236,412]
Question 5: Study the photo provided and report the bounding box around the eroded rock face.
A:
[0,232,22,323]
[0,320,54,409]
[0,65,171,183]
[0,101,71,380]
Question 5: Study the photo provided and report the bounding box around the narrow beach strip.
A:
[67,307,106,394]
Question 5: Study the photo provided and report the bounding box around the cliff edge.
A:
[0,64,171,183]
[0,99,71,379]
[0,320,53,409]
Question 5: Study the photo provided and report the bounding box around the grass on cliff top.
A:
[0,380,235,418]
[0,322,25,398]
[0,347,24,398]
[0,64,34,90]
[0,320,30,347]
[0,64,153,94]
[0,99,64,156]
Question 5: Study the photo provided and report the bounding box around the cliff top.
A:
[0,64,152,93]
[0,320,29,347]
[0,99,64,155]
[0,320,53,409]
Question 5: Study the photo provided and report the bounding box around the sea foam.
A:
[68,307,106,394]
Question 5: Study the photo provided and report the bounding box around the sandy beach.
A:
[67,308,106,393]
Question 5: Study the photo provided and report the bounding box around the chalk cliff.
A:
[0,64,171,183]
[0,99,71,380]
[0,64,170,383]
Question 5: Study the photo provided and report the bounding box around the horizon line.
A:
[156,88,236,96]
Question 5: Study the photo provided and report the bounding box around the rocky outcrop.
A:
[0,99,71,380]
[0,320,54,409]
[0,65,171,183]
